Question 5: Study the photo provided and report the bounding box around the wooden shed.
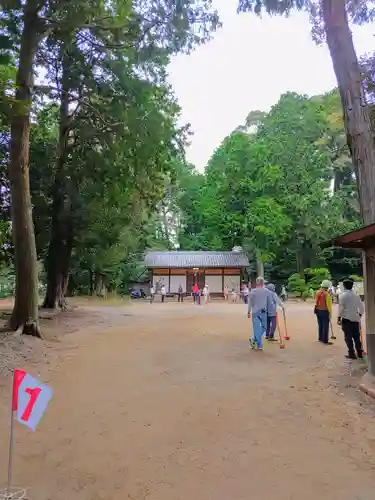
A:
[144,250,250,295]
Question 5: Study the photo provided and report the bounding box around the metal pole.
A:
[6,407,15,500]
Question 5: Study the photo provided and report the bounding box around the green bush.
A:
[287,273,307,297]
[304,267,331,291]
[301,289,311,301]
[349,274,363,282]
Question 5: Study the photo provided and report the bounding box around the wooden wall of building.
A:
[151,268,242,293]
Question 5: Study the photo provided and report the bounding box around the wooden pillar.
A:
[222,268,224,293]
[364,252,375,376]
[168,268,171,293]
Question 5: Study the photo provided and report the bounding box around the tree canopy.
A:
[0,0,220,330]
[173,90,362,281]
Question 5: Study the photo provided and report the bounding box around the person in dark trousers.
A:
[314,280,333,345]
[266,283,284,341]
[178,284,183,303]
[247,277,272,351]
[338,278,364,359]
[161,285,166,303]
[192,283,200,304]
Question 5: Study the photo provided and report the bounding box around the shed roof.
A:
[145,251,249,268]
[320,223,375,250]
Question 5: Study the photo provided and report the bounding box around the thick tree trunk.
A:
[89,269,94,295]
[256,259,264,278]
[42,229,73,309]
[42,49,73,310]
[323,0,375,376]
[296,251,304,276]
[323,0,375,222]
[296,241,312,275]
[95,273,105,296]
[8,1,42,337]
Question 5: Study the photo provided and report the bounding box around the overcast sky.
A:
[167,1,374,171]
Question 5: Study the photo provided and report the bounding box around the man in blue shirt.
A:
[247,277,272,351]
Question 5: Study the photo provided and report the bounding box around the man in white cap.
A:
[314,280,333,345]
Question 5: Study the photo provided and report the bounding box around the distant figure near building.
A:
[178,284,183,303]
[160,285,166,303]
[193,283,200,305]
[203,284,209,304]
[242,284,249,304]
[224,285,229,301]
[150,285,156,303]
[314,280,332,345]
[338,278,364,359]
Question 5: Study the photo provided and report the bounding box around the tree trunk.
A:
[42,228,73,309]
[323,0,375,377]
[323,0,375,223]
[8,1,42,337]
[95,273,105,296]
[296,241,312,275]
[89,268,94,295]
[256,259,264,278]
[42,48,73,310]
[296,251,304,276]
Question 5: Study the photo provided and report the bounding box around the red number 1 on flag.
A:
[20,387,42,422]
[12,370,26,412]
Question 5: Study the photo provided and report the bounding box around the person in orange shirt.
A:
[314,280,333,345]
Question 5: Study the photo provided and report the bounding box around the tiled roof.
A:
[145,251,249,268]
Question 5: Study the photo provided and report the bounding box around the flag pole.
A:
[6,381,16,499]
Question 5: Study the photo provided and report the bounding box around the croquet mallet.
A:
[276,312,285,349]
[282,308,290,340]
[329,319,337,340]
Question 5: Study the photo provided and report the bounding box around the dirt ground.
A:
[0,299,375,500]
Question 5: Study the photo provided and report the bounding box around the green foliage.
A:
[0,264,14,297]
[302,288,312,300]
[304,267,331,290]
[174,91,361,281]
[287,273,307,297]
[349,274,363,282]
[0,0,220,303]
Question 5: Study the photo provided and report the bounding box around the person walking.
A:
[280,285,287,301]
[266,283,284,341]
[247,276,272,351]
[223,285,229,301]
[203,284,209,304]
[243,284,249,305]
[314,280,333,345]
[192,283,200,305]
[160,284,166,303]
[150,284,155,304]
[178,284,183,303]
[338,278,364,359]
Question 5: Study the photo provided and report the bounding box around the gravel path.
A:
[0,301,374,500]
